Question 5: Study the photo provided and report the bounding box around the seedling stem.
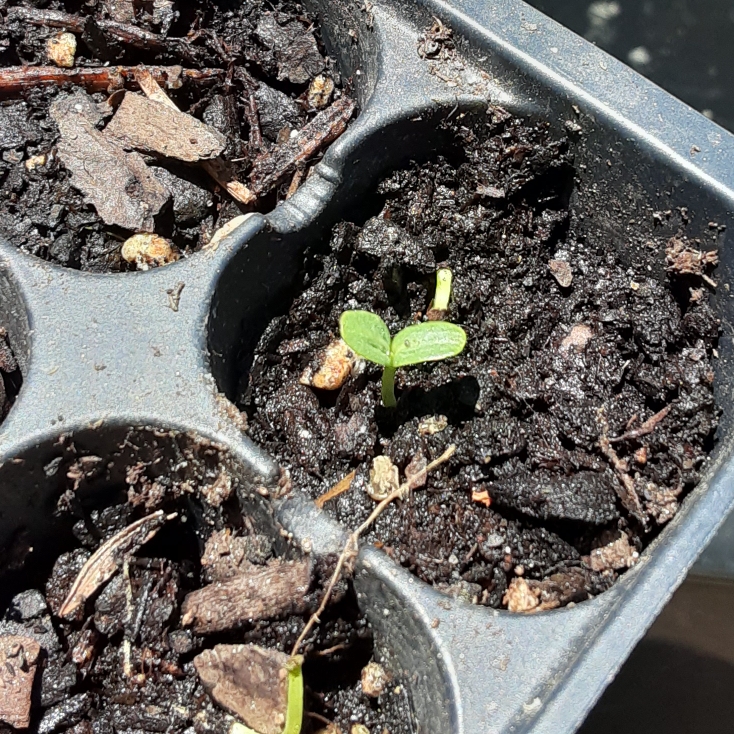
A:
[433,267,453,312]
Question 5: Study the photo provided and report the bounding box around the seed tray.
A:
[1,0,734,732]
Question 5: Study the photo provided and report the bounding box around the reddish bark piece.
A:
[194,643,289,734]
[181,558,311,633]
[0,65,222,99]
[50,94,169,232]
[249,96,356,197]
[105,92,226,162]
[0,635,41,729]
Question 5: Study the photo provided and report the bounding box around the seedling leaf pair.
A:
[339,310,466,407]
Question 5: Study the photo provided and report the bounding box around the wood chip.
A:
[134,68,256,205]
[471,488,492,507]
[0,635,41,729]
[58,510,172,619]
[181,558,311,633]
[597,408,647,525]
[315,470,356,509]
[249,96,355,198]
[51,92,169,231]
[195,644,289,734]
[105,92,226,162]
[0,65,223,99]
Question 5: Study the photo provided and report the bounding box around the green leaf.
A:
[391,322,467,368]
[339,310,391,366]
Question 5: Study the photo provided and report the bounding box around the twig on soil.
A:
[291,444,456,657]
[0,65,223,98]
[6,6,201,63]
[58,510,176,619]
[314,469,356,508]
[609,405,671,443]
[597,408,647,525]
[249,96,356,199]
[244,92,264,150]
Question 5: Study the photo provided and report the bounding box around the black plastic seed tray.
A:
[1,0,734,732]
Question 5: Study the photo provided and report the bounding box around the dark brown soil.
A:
[0,0,352,272]
[243,113,721,610]
[0,444,412,733]
[0,325,21,420]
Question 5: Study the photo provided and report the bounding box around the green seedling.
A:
[282,656,304,734]
[339,310,466,407]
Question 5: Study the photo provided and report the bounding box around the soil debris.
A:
[368,456,400,501]
[58,510,172,619]
[51,92,170,232]
[361,661,390,697]
[586,535,638,572]
[255,12,325,84]
[46,32,77,68]
[194,644,289,734]
[181,558,311,633]
[559,323,593,353]
[300,339,356,391]
[0,635,41,729]
[666,237,718,286]
[503,578,539,613]
[104,92,226,161]
[121,233,178,269]
[548,258,573,287]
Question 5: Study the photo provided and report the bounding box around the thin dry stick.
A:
[291,444,456,657]
[314,469,356,509]
[610,405,671,443]
[597,408,646,525]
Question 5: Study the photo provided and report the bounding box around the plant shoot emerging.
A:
[339,311,466,407]
[433,267,453,312]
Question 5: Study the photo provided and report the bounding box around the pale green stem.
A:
[381,366,397,408]
[434,268,453,312]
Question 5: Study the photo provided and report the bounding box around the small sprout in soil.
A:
[339,311,466,407]
[283,656,305,734]
[434,268,453,311]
